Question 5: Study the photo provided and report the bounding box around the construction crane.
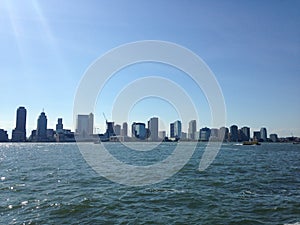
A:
[102,113,108,123]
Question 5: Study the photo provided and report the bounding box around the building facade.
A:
[270,133,278,142]
[200,127,211,141]
[132,122,148,140]
[219,127,229,141]
[76,113,94,138]
[36,112,48,141]
[230,125,239,142]
[56,118,64,134]
[122,122,128,137]
[260,127,267,141]
[170,120,181,139]
[148,117,159,141]
[114,124,121,136]
[253,131,261,141]
[188,120,197,140]
[0,129,8,142]
[12,106,27,142]
[240,126,250,141]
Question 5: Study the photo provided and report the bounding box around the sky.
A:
[0,0,299,137]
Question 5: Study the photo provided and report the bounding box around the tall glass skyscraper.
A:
[12,106,27,142]
[170,120,181,139]
[132,122,147,140]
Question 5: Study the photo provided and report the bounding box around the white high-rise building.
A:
[188,120,197,140]
[148,117,159,141]
[122,122,128,137]
[114,124,121,136]
[76,113,94,138]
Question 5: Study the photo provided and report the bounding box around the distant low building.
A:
[181,132,187,140]
[55,129,75,142]
[0,129,8,142]
[159,131,166,139]
[200,127,211,141]
[210,128,219,141]
[270,133,278,142]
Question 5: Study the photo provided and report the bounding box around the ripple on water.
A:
[0,143,299,224]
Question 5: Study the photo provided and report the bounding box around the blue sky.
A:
[0,0,299,137]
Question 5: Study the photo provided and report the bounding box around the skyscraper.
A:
[240,126,250,141]
[148,117,159,141]
[105,121,115,138]
[114,124,121,136]
[260,127,267,142]
[188,120,197,140]
[76,113,94,138]
[170,120,181,139]
[88,113,94,136]
[132,122,148,140]
[12,106,27,142]
[37,111,47,141]
[230,125,238,142]
[219,127,229,141]
[253,131,261,141]
[56,118,63,134]
[122,122,128,137]
[170,123,175,138]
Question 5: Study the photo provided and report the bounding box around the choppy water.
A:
[0,142,299,224]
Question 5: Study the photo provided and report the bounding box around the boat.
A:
[243,141,261,145]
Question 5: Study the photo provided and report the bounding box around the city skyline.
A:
[0,106,296,142]
[0,1,299,137]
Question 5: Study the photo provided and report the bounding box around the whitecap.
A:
[0,176,5,181]
[21,200,28,206]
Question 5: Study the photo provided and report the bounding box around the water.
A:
[0,142,299,224]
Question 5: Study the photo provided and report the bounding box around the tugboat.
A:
[243,141,261,145]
